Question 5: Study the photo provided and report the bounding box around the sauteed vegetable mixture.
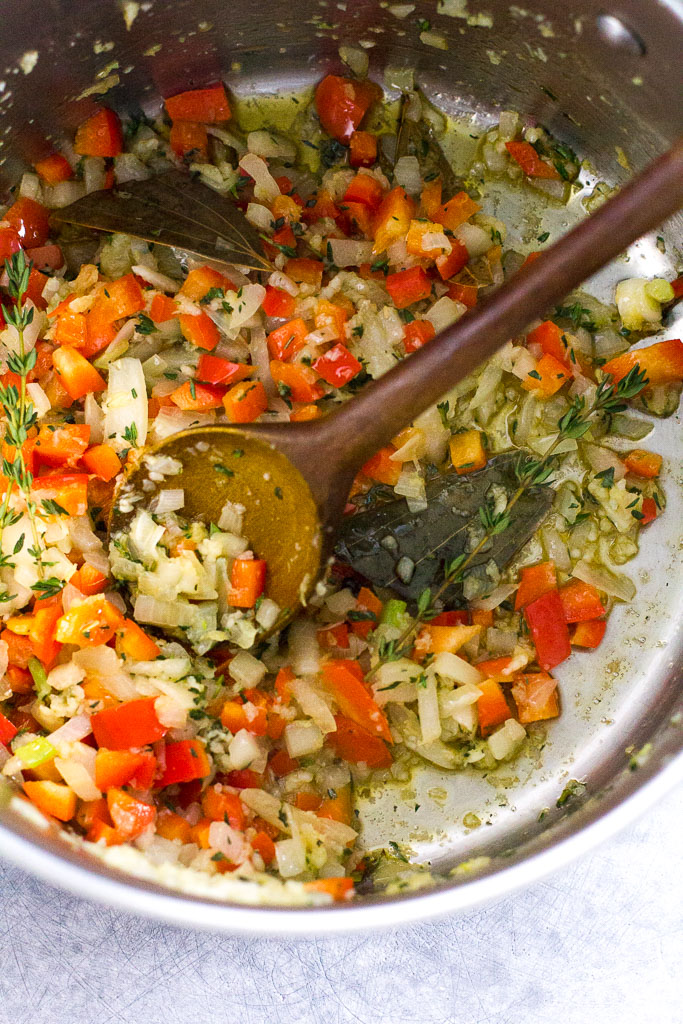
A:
[1,75,681,901]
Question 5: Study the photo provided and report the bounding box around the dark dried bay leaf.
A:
[335,454,553,606]
[51,170,273,273]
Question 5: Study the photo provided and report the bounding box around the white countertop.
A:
[1,785,680,1024]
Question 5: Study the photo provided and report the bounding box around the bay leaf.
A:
[51,170,273,273]
[335,454,553,605]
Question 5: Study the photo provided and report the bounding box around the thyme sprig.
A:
[372,365,649,669]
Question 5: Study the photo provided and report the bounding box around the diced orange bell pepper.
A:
[304,877,355,901]
[449,430,487,475]
[476,679,512,737]
[179,265,234,301]
[223,379,269,422]
[361,445,402,486]
[317,623,351,650]
[95,749,157,791]
[170,380,226,411]
[116,618,161,661]
[420,177,442,218]
[385,266,432,309]
[271,193,302,224]
[318,784,353,825]
[315,75,379,143]
[52,346,106,400]
[34,152,73,184]
[55,594,123,648]
[314,299,348,340]
[405,219,451,260]
[623,449,662,479]
[511,672,559,723]
[275,666,295,703]
[70,563,108,596]
[52,310,88,348]
[3,196,51,247]
[328,714,392,768]
[290,403,322,422]
[526,320,572,370]
[522,352,570,396]
[202,785,245,828]
[251,830,276,864]
[434,191,481,231]
[156,809,193,843]
[414,624,481,658]
[165,84,231,123]
[296,792,322,812]
[158,740,211,788]
[349,586,383,639]
[313,344,362,388]
[267,318,309,361]
[601,338,683,386]
[373,186,415,253]
[24,780,77,822]
[344,173,386,212]
[505,141,560,179]
[558,579,605,623]
[349,130,378,167]
[269,747,299,777]
[263,285,296,319]
[92,697,166,750]
[435,239,470,281]
[228,557,266,608]
[32,472,89,516]
[322,660,392,742]
[107,787,156,839]
[270,361,324,403]
[570,619,607,648]
[220,700,250,735]
[34,424,90,467]
[149,293,179,323]
[29,596,63,668]
[82,443,122,482]
[74,107,123,157]
[169,121,208,160]
[476,656,516,683]
[284,258,324,288]
[514,561,557,611]
[179,311,220,351]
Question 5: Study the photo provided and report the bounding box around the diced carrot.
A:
[24,780,77,822]
[511,672,559,723]
[170,121,208,160]
[514,561,557,611]
[170,380,226,411]
[158,740,211,788]
[149,293,178,323]
[373,186,415,253]
[505,141,560,179]
[179,311,220,351]
[55,594,123,648]
[449,430,487,475]
[361,445,402,486]
[34,152,73,184]
[601,338,683,386]
[304,877,355,901]
[623,449,662,479]
[107,787,156,839]
[270,361,324,403]
[228,557,267,608]
[522,352,570,396]
[81,443,122,482]
[349,131,378,167]
[91,698,167,750]
[321,660,392,742]
[558,579,605,623]
[267,318,309,361]
[165,84,231,123]
[434,191,481,231]
[223,380,268,422]
[385,266,432,309]
[328,713,392,768]
[315,75,380,143]
[570,619,607,648]
[3,196,51,247]
[74,108,123,158]
[476,679,512,737]
[116,618,161,661]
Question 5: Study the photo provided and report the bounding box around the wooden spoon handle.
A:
[322,137,683,471]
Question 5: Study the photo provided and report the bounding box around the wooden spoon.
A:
[105,139,682,639]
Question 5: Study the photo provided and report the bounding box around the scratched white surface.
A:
[1,786,681,1024]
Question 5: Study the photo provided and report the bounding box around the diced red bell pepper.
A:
[52,346,106,400]
[269,747,299,777]
[196,354,253,386]
[317,622,351,650]
[24,780,76,822]
[223,380,268,422]
[522,352,570,396]
[373,186,415,253]
[558,579,605,623]
[403,319,436,353]
[435,191,481,231]
[671,275,683,300]
[328,714,392,767]
[54,594,123,648]
[524,589,571,671]
[301,189,341,226]
[228,557,266,608]
[343,173,385,213]
[361,445,401,486]
[26,244,64,273]
[170,380,226,411]
[149,293,178,323]
[165,84,231,123]
[349,131,378,167]
[0,711,18,746]
[92,697,167,750]
[601,338,683,386]
[313,343,362,387]
[267,318,309,361]
[314,75,379,143]
[511,672,559,723]
[70,563,108,596]
[506,141,560,179]
[252,831,276,864]
[476,679,512,736]
[431,610,470,626]
[0,225,22,261]
[322,659,392,742]
[34,152,73,184]
[82,443,122,482]
[201,785,245,828]
[435,239,470,280]
[570,619,607,648]
[269,361,324,403]
[95,749,157,791]
[23,267,49,311]
[3,197,50,248]
[74,107,123,158]
[640,497,658,525]
[34,424,90,467]
[107,788,156,839]
[32,472,89,516]
[263,285,296,319]
[223,768,263,789]
[526,320,572,370]
[349,586,383,639]
[385,266,432,309]
[157,740,211,788]
[169,121,208,160]
[623,449,662,479]
[514,561,557,611]
[447,282,478,308]
[178,310,220,351]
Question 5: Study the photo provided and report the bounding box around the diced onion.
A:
[329,238,374,267]
[246,203,274,232]
[571,559,636,601]
[228,729,263,770]
[151,489,185,515]
[255,597,280,630]
[54,757,100,801]
[103,357,148,454]
[247,130,296,163]
[471,583,518,612]
[228,651,267,688]
[582,443,626,481]
[325,589,357,618]
[275,835,306,878]
[239,153,280,204]
[488,718,526,760]
[26,382,50,419]
[285,720,324,758]
[208,820,248,863]
[338,44,369,76]
[131,264,180,293]
[425,296,466,334]
[288,620,320,676]
[455,222,492,258]
[83,157,106,194]
[431,651,483,686]
[43,181,87,209]
[394,155,422,196]
[290,678,336,734]
[47,713,92,748]
[417,672,441,744]
[540,526,571,572]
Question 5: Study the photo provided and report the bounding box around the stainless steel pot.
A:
[0,0,681,934]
